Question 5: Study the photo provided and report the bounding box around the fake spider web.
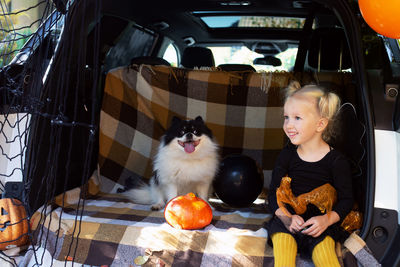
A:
[0,0,102,265]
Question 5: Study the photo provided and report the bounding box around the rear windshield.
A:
[199,15,307,29]
[208,45,298,71]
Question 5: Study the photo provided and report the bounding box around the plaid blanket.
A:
[17,66,357,267]
[21,187,358,267]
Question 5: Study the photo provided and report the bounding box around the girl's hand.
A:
[301,215,329,237]
[301,211,340,237]
[288,214,305,233]
[275,208,298,232]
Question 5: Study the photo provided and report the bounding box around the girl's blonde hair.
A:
[284,81,341,143]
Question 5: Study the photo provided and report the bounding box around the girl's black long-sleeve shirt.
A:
[268,144,353,222]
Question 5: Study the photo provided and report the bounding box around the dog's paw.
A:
[151,203,164,211]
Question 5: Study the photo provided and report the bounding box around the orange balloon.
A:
[359,0,400,39]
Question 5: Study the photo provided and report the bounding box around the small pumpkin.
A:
[0,198,29,250]
[164,193,213,230]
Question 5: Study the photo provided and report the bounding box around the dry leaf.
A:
[134,255,149,265]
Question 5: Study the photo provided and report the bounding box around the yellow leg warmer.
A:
[271,232,297,267]
[312,236,340,267]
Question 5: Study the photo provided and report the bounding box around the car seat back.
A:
[181,47,215,69]
[308,27,352,71]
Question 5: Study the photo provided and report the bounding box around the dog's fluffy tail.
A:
[122,185,154,204]
[120,179,162,205]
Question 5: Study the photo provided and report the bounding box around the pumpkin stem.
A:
[187,192,196,198]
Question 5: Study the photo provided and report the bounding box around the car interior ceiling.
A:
[98,0,342,66]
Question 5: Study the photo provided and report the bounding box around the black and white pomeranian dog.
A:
[120,116,219,210]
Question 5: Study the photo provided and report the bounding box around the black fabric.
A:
[0,0,102,264]
[308,28,352,71]
[330,103,366,211]
[130,56,170,66]
[330,103,365,177]
[218,64,256,72]
[181,46,215,68]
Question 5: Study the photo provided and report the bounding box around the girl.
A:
[265,81,353,267]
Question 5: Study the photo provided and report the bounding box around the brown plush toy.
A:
[276,176,362,233]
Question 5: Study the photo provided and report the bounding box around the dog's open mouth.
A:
[178,140,200,153]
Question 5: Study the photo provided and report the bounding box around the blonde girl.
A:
[265,81,353,266]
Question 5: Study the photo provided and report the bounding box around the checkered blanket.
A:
[18,66,357,266]
[23,187,359,267]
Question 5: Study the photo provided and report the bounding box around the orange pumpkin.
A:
[0,198,29,250]
[164,193,213,230]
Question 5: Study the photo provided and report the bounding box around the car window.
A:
[208,45,297,71]
[103,25,157,72]
[162,43,178,67]
[0,2,59,68]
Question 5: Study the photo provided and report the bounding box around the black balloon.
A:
[213,154,264,208]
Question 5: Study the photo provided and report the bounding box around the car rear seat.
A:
[306,27,357,105]
[308,27,352,72]
[180,46,215,69]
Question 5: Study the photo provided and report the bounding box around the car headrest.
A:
[218,64,256,72]
[130,56,170,66]
[308,28,352,71]
[181,47,215,69]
